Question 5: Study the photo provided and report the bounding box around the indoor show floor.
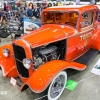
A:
[0,36,100,100]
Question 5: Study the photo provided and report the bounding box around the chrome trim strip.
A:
[23,28,50,39]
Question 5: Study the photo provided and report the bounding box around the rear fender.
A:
[92,30,100,50]
[24,60,86,93]
[0,44,18,77]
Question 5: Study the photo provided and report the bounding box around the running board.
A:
[74,48,99,65]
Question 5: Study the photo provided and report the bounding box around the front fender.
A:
[0,44,18,77]
[24,60,86,93]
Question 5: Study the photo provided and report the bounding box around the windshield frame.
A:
[42,10,80,29]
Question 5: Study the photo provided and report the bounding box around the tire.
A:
[40,71,67,100]
[0,28,9,38]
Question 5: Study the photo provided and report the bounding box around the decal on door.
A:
[80,32,92,41]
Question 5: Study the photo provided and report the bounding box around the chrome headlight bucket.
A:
[3,48,10,57]
[23,58,32,69]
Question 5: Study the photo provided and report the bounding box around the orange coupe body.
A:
[0,5,100,100]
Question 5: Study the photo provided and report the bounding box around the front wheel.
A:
[48,71,67,100]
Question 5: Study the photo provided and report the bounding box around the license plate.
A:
[10,77,17,86]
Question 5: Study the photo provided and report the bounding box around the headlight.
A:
[23,58,32,69]
[3,48,10,57]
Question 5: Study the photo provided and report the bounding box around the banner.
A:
[24,17,41,34]
[91,58,100,75]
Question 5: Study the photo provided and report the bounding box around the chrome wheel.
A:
[48,71,67,100]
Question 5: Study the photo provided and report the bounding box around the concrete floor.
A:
[0,35,100,100]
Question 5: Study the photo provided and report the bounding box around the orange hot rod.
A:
[0,5,100,100]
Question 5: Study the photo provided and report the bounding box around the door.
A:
[79,10,94,52]
[66,10,95,61]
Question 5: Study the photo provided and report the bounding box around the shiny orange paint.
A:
[0,44,18,77]
[0,5,100,93]
[26,60,86,93]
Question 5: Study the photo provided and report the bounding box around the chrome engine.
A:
[33,45,58,69]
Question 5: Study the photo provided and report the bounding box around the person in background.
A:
[33,5,40,19]
[15,4,19,12]
[0,11,3,25]
[5,6,15,22]
[25,3,27,8]
[44,6,48,9]
[27,6,33,18]
[18,7,26,27]
[18,7,26,18]
[29,2,34,9]
[2,11,8,27]
[15,11,19,21]
[53,3,56,6]
[90,0,96,4]
[39,4,43,19]
[4,3,7,11]
[6,3,10,11]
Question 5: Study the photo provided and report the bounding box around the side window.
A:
[55,13,64,24]
[65,12,79,28]
[98,11,100,22]
[43,12,54,23]
[81,11,94,28]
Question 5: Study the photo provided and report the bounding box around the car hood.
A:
[17,24,77,48]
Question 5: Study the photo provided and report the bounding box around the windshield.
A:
[42,11,79,28]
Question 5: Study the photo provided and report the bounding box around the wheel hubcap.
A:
[50,75,65,98]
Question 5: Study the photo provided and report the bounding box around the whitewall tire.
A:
[47,71,67,100]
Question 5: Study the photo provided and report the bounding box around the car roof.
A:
[50,5,89,8]
[43,5,98,12]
